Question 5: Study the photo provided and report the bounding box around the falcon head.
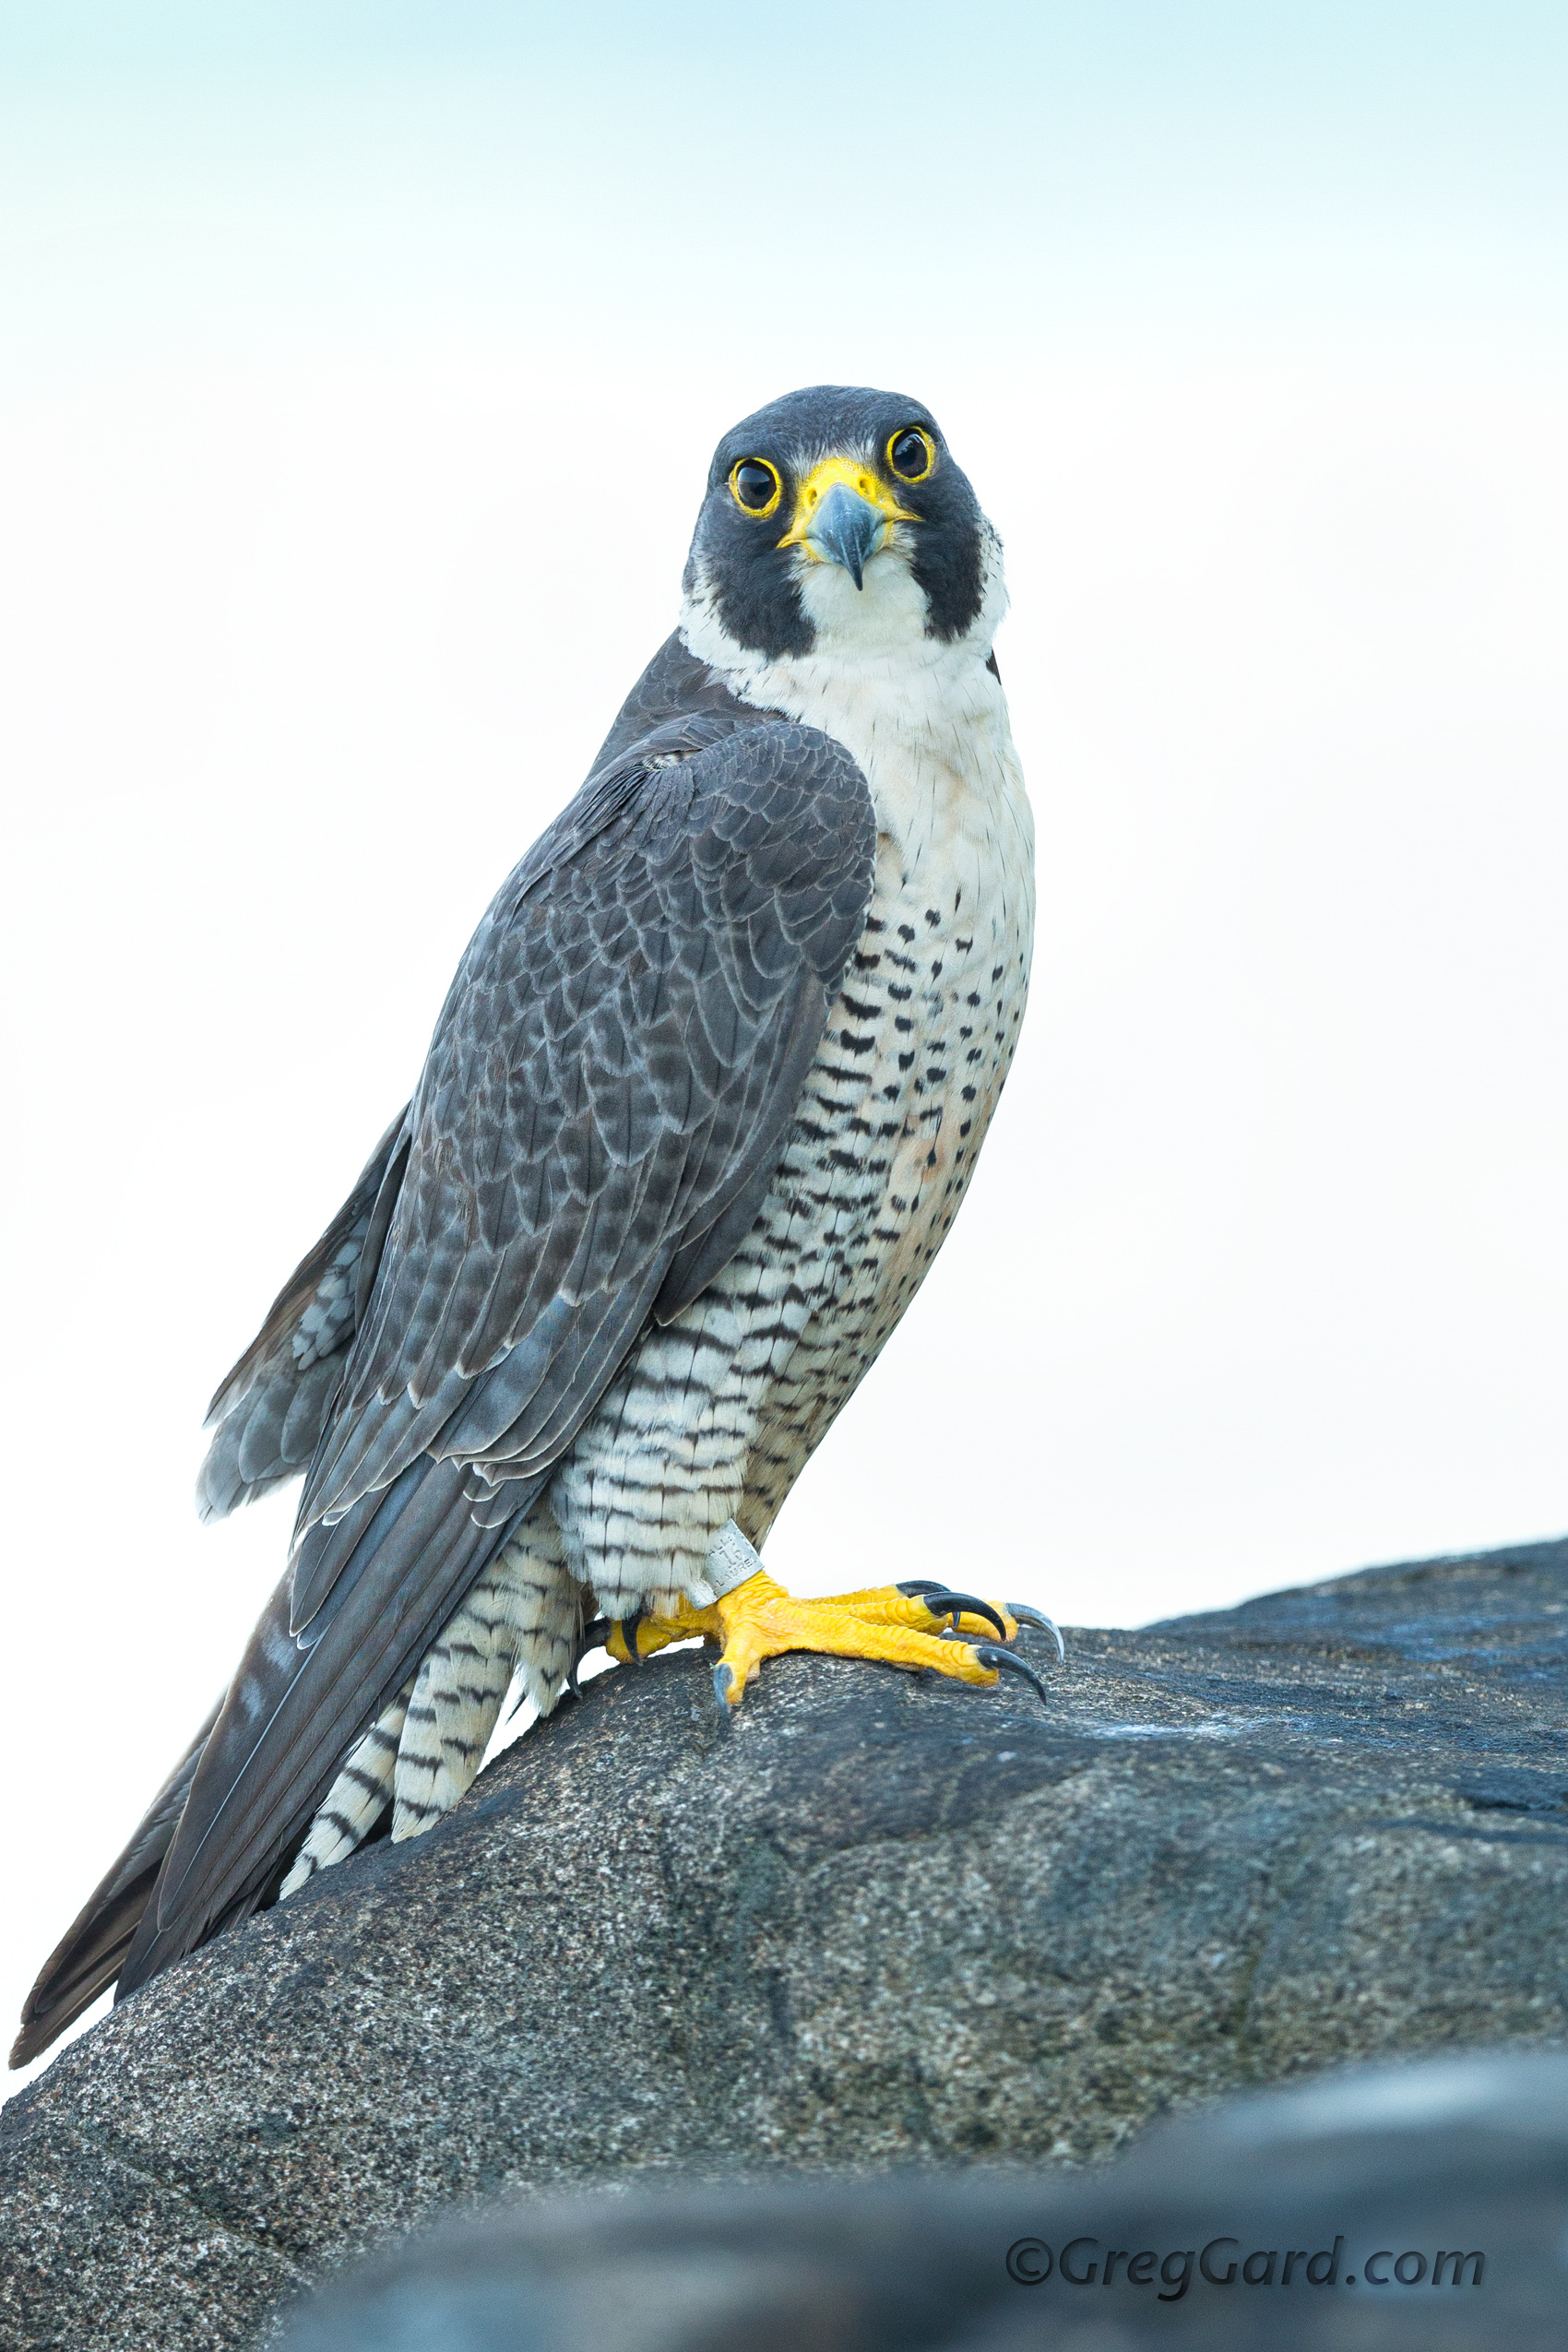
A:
[680,385,1002,668]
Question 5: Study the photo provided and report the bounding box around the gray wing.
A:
[296,710,872,1575]
[9,1698,222,2066]
[15,1117,410,2061]
[584,628,761,775]
[116,711,875,1996]
[196,1111,410,1522]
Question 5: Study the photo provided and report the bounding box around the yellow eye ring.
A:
[729,457,783,517]
[886,426,936,484]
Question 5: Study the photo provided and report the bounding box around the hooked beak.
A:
[777,455,917,590]
[802,481,883,589]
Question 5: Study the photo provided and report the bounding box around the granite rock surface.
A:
[2,1535,1565,2348]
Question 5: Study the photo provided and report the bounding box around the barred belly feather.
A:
[285,623,1031,1888]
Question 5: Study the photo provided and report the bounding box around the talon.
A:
[1007,1604,1066,1662]
[896,1580,947,1598]
[713,1660,736,1710]
[913,1588,1009,1642]
[971,1641,1052,1708]
[565,1613,604,1700]
[616,1610,646,1665]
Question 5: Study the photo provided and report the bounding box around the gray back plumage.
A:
[106,647,875,2005]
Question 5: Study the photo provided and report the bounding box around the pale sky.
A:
[3,1,1565,2089]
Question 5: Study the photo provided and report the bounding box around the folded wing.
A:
[196,1111,410,1522]
[108,712,874,2003]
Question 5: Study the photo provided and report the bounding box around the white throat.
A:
[677,532,1024,865]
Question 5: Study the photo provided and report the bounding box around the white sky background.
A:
[3,1,1565,2090]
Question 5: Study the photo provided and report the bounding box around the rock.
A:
[279,2046,1568,2350]
[2,1535,1565,2350]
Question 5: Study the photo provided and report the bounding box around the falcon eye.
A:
[729,457,782,517]
[886,426,935,484]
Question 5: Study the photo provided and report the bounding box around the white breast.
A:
[678,510,1032,926]
[676,573,1036,1542]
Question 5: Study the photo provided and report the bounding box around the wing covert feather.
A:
[297,717,874,1573]
[129,707,873,1983]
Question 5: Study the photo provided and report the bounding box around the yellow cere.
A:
[776,452,918,558]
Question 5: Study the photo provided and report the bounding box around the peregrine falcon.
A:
[14,385,1052,2069]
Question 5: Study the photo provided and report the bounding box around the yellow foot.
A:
[604,1598,719,1665]
[601,1573,1060,1712]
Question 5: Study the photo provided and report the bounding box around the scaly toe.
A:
[847,1585,1016,1641]
[903,1587,1010,1642]
[709,1572,1009,1707]
[610,1610,646,1665]
[605,1599,722,1666]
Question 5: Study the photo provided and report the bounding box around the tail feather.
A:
[115,1455,541,2003]
[10,1697,221,2069]
[14,1455,545,2068]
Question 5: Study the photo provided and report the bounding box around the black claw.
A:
[556,1618,611,1702]
[617,1610,646,1665]
[1007,1604,1066,1663]
[913,1587,1009,1643]
[896,1580,947,1598]
[972,1642,1053,1709]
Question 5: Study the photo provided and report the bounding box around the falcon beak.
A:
[778,455,917,589]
